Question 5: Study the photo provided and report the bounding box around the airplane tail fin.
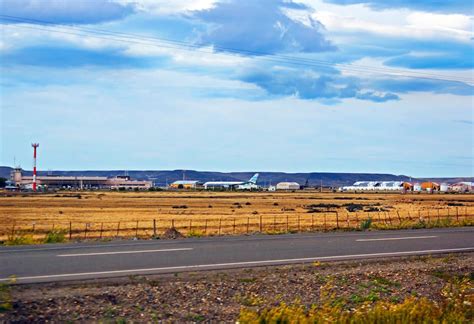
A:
[248,173,259,184]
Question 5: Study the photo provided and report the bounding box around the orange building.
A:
[420,182,440,191]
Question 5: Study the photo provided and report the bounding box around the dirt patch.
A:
[160,227,184,239]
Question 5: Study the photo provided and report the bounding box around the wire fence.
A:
[1,207,473,242]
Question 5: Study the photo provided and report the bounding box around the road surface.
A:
[1,227,473,284]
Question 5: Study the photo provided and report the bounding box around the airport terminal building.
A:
[10,168,152,190]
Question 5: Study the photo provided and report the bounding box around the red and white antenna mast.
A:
[31,143,39,191]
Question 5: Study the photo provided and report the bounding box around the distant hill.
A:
[1,166,471,187]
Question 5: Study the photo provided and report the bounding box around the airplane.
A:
[203,173,259,190]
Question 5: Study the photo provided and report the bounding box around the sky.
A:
[0,0,473,177]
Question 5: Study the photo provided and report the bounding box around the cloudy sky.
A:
[0,0,472,177]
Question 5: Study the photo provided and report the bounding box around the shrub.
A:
[345,203,364,212]
[360,218,372,230]
[239,278,473,323]
[44,230,66,243]
[4,234,35,246]
[187,230,204,238]
[0,282,13,313]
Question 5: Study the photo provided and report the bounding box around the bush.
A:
[44,230,66,243]
[0,282,13,313]
[239,278,473,323]
[4,234,35,246]
[345,203,364,212]
[187,230,204,238]
[360,218,372,230]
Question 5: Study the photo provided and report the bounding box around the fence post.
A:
[247,217,250,234]
[189,220,192,233]
[311,214,314,231]
[387,212,392,226]
[456,207,459,222]
[259,215,262,233]
[84,223,88,239]
[218,218,222,235]
[204,219,208,234]
[116,222,120,237]
[297,215,300,232]
[32,222,36,235]
[336,212,339,229]
[100,222,104,239]
[397,211,402,224]
[323,213,327,231]
[69,221,72,240]
[135,220,139,238]
[273,215,276,231]
[346,213,350,228]
[286,215,289,232]
[153,219,156,237]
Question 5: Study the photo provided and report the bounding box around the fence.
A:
[1,206,473,242]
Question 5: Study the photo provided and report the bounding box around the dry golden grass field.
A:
[0,190,473,241]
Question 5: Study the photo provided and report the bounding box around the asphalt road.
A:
[1,227,473,284]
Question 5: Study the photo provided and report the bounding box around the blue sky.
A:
[0,0,472,177]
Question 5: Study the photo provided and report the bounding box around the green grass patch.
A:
[44,230,67,243]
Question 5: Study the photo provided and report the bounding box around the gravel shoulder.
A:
[1,253,473,322]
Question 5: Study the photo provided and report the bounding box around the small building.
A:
[276,182,300,190]
[169,180,202,189]
[421,182,440,192]
[449,182,473,192]
[413,183,422,191]
[402,182,413,191]
[440,183,449,192]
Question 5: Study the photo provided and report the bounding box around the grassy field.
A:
[1,190,473,241]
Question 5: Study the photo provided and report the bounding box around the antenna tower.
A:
[31,143,39,191]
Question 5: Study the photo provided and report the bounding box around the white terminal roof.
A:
[172,180,201,184]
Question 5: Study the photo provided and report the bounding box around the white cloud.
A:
[113,0,218,15]
[295,0,473,42]
[0,23,248,68]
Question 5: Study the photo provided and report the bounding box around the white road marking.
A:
[57,248,193,257]
[2,247,473,282]
[356,236,437,242]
